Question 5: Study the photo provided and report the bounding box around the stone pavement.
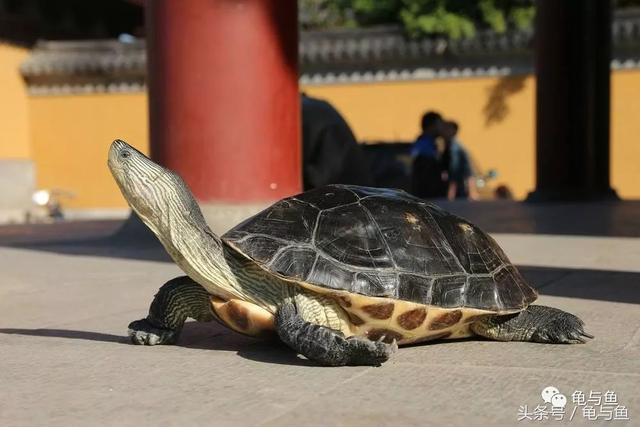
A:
[0,202,639,426]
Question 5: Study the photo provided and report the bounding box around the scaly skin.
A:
[129,276,215,345]
[275,301,397,366]
[471,305,593,344]
[129,280,398,366]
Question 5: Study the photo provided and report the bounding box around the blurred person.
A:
[411,111,447,198]
[441,120,477,200]
[301,94,374,190]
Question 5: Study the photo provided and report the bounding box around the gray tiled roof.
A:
[20,16,640,94]
[299,26,532,63]
[21,39,146,94]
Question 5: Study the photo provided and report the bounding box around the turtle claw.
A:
[128,318,179,345]
[375,335,399,351]
[568,330,594,344]
[370,338,398,366]
[527,307,593,344]
[344,335,397,366]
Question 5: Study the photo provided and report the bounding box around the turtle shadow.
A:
[178,322,318,367]
[0,328,128,343]
[7,236,171,263]
[0,322,317,367]
[399,336,484,349]
[0,326,492,367]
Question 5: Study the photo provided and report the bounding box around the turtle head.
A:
[108,139,202,232]
[108,139,244,301]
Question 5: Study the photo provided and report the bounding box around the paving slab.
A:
[0,217,639,427]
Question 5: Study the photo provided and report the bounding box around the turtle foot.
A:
[529,308,594,344]
[346,336,398,366]
[471,305,593,344]
[128,318,180,345]
[275,301,397,366]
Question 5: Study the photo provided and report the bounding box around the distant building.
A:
[1,3,640,220]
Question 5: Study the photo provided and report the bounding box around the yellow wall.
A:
[303,75,536,199]
[611,70,640,199]
[0,43,31,159]
[22,69,640,208]
[29,93,148,208]
[304,69,640,199]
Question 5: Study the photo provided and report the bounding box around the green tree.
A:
[300,0,536,39]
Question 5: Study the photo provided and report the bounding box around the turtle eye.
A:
[120,150,131,159]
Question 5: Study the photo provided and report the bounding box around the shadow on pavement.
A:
[0,215,170,262]
[7,238,171,262]
[0,321,317,367]
[0,328,127,343]
[521,266,640,305]
[176,321,318,366]
[436,200,640,238]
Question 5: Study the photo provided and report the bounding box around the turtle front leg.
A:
[275,301,397,366]
[471,305,593,344]
[129,276,215,345]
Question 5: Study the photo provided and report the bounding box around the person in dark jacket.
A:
[411,111,447,198]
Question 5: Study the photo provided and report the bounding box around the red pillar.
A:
[146,0,301,203]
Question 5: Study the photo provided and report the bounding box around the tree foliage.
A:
[300,0,536,39]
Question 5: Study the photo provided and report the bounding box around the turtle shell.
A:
[223,185,537,313]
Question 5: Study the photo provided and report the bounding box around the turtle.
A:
[108,139,593,366]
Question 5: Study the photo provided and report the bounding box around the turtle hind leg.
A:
[275,301,397,366]
[471,305,593,344]
[129,276,215,345]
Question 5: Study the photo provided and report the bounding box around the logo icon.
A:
[541,386,566,408]
[541,386,560,404]
[551,393,567,409]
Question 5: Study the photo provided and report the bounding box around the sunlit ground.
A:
[0,201,638,426]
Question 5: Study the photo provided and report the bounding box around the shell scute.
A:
[223,185,537,312]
